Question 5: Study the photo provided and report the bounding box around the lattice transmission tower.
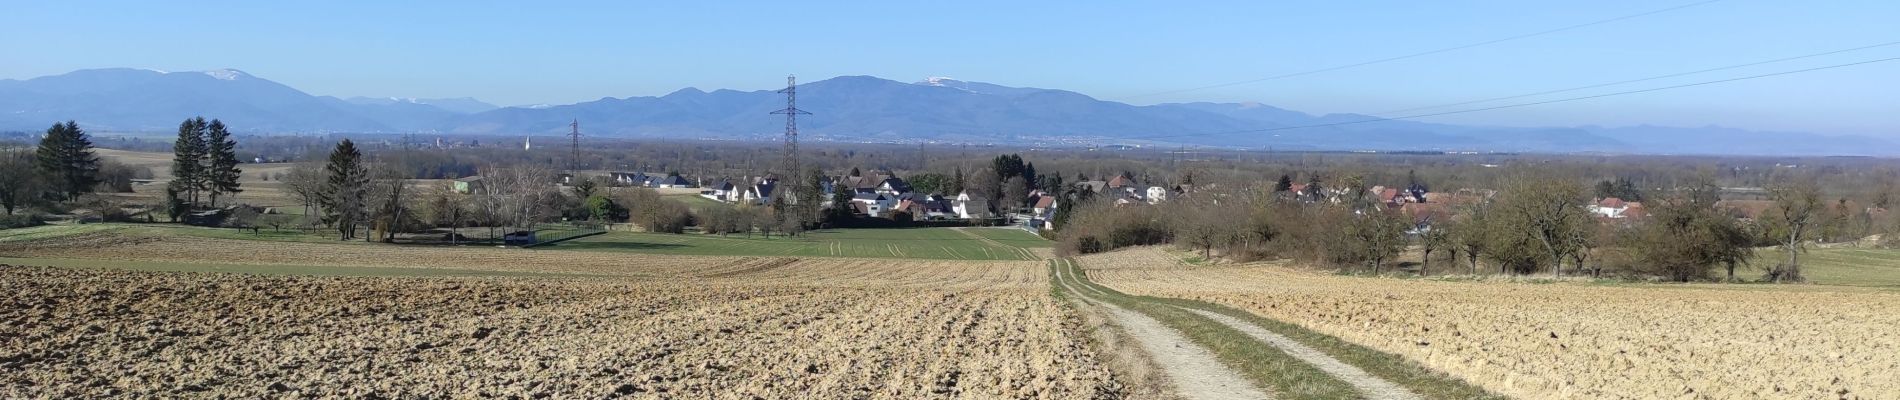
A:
[770,75,811,179]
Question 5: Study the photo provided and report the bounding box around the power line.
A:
[1123,56,1900,141]
[1373,40,1900,115]
[1123,0,1727,100]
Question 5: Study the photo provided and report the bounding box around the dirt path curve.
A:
[1054,262,1271,400]
[1178,307,1421,400]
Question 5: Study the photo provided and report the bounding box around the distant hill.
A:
[1,68,1892,156]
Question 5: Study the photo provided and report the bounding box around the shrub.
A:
[0,213,45,229]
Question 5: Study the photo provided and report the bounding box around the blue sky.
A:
[2,1,1895,135]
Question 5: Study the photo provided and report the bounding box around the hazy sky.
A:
[2,1,1895,135]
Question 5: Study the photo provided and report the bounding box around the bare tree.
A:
[484,164,560,233]
[282,162,325,228]
[365,164,411,242]
[1419,226,1450,276]
[1493,175,1589,276]
[1764,180,1823,283]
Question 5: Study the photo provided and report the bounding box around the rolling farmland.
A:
[550,228,1042,261]
[0,243,1113,398]
[1078,247,1900,399]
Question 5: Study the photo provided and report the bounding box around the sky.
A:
[2,0,1896,136]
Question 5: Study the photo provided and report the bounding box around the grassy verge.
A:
[1057,258,1504,400]
[1053,259,1357,399]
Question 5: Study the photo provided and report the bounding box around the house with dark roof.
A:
[744,180,778,204]
[954,191,992,219]
[852,192,894,217]
[649,175,693,188]
[876,178,913,196]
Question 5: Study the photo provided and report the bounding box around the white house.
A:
[1590,197,1634,218]
[704,182,741,202]
[852,193,895,217]
[743,181,779,204]
[1144,186,1169,204]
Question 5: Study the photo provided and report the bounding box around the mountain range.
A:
[0,68,1891,156]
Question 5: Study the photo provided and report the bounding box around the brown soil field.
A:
[1,253,1117,398]
[1078,247,1900,399]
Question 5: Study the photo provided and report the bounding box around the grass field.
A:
[547,227,1045,260]
[1765,247,1900,287]
[964,227,1055,248]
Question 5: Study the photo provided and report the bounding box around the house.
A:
[1106,175,1132,191]
[452,176,485,194]
[954,191,992,219]
[610,172,651,186]
[649,175,693,188]
[1144,186,1169,204]
[744,180,779,204]
[702,181,738,202]
[921,194,955,219]
[1032,195,1057,217]
[1589,197,1636,218]
[1076,180,1108,194]
[852,192,895,217]
[876,178,913,196]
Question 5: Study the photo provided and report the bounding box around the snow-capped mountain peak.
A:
[921,76,959,86]
[202,69,249,81]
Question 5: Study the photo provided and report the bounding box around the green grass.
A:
[1763,247,1900,287]
[0,256,589,278]
[1054,258,1503,400]
[0,224,126,242]
[963,227,1055,248]
[663,192,727,214]
[544,227,1041,261]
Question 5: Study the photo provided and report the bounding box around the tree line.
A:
[1052,168,1831,284]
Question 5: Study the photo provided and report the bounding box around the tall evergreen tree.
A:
[1022,162,1037,190]
[170,118,208,206]
[34,121,100,201]
[951,166,966,195]
[204,119,243,207]
[320,139,370,240]
[1274,174,1295,192]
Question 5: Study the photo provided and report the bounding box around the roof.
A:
[1598,197,1626,209]
[1034,196,1056,209]
[751,182,777,197]
[853,192,885,201]
[454,176,484,182]
[879,178,913,193]
[653,176,690,185]
[1107,175,1131,188]
[1379,188,1401,203]
[713,182,735,191]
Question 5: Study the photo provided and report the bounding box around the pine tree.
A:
[951,166,965,195]
[170,118,208,206]
[1022,162,1037,190]
[1274,174,1294,192]
[34,121,101,201]
[204,119,243,207]
[320,139,370,240]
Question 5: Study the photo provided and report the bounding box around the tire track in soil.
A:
[1052,260,1271,400]
[1177,307,1421,400]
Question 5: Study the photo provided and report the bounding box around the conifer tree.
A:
[320,139,369,240]
[204,119,243,207]
[34,121,100,201]
[170,118,208,206]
